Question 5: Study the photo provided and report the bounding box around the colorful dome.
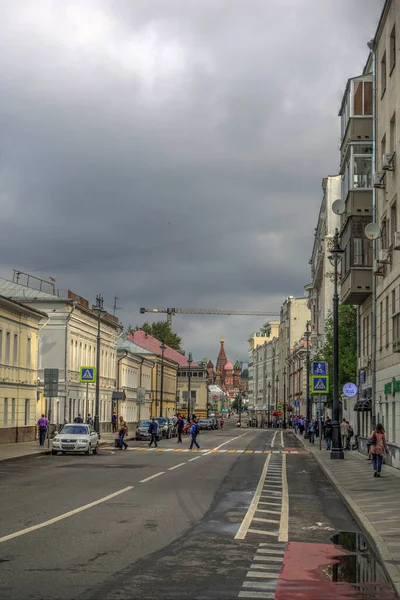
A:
[234,359,241,371]
[224,359,234,371]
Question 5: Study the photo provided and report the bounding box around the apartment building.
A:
[248,328,274,411]
[249,322,279,423]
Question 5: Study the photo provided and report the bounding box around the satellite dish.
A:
[365,222,381,240]
[332,199,345,215]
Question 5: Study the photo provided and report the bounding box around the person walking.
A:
[148,417,158,447]
[307,419,316,444]
[112,411,118,433]
[74,414,83,423]
[37,414,49,446]
[346,421,354,450]
[176,414,184,444]
[86,413,93,426]
[324,417,333,450]
[118,416,128,450]
[340,418,348,450]
[189,420,200,450]
[369,423,389,477]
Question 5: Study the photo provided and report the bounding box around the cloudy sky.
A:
[0,0,383,362]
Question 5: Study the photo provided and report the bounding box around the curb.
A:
[296,432,400,596]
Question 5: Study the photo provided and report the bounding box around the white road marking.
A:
[188,456,201,462]
[246,572,280,579]
[243,581,279,590]
[259,543,285,548]
[139,472,165,483]
[250,564,281,570]
[239,592,276,599]
[254,451,263,454]
[0,486,134,544]
[252,517,280,524]
[270,431,277,448]
[256,551,284,559]
[236,450,245,453]
[163,449,174,452]
[256,509,281,515]
[280,430,284,447]
[253,555,283,561]
[278,453,289,543]
[235,454,271,540]
[168,463,186,471]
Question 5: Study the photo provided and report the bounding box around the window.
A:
[386,295,390,346]
[381,218,388,249]
[390,113,396,153]
[390,25,396,74]
[353,238,363,266]
[381,134,386,169]
[27,337,32,369]
[393,289,396,315]
[11,399,15,426]
[393,402,396,443]
[380,301,383,349]
[0,329,2,363]
[381,51,387,96]
[24,399,30,426]
[13,334,18,366]
[5,332,10,364]
[4,398,8,426]
[391,202,397,245]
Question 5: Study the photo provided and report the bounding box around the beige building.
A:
[0,296,47,444]
[116,338,154,423]
[250,322,279,423]
[287,339,309,417]
[177,363,208,418]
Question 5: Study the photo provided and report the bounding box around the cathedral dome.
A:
[224,359,233,371]
[234,359,241,372]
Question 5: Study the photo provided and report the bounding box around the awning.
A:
[112,391,126,401]
[353,399,371,411]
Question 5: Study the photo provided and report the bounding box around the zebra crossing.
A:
[238,542,286,599]
[103,446,307,455]
[247,454,284,539]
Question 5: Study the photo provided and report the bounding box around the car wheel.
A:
[51,450,57,455]
[85,445,92,456]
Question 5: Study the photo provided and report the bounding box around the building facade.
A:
[0,296,47,444]
[116,338,154,423]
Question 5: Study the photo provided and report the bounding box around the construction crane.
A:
[140,307,280,326]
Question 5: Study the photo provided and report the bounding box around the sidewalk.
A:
[297,432,400,596]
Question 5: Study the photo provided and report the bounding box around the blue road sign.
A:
[311,376,329,394]
[312,361,328,376]
[293,400,300,408]
[80,367,96,383]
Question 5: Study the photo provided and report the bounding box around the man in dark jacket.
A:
[176,415,184,444]
[324,418,333,450]
[148,418,158,448]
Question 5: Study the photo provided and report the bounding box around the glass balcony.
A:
[341,143,373,203]
[340,75,373,147]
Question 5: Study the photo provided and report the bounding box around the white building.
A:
[250,322,279,423]
[116,338,154,423]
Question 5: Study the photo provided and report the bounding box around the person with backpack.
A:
[148,417,158,448]
[369,423,389,477]
[189,420,200,450]
[324,417,333,450]
[307,419,316,444]
[346,421,354,450]
[176,415,184,444]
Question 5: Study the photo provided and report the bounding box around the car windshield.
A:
[60,425,89,435]
[139,421,151,427]
[155,418,167,424]
[199,420,208,423]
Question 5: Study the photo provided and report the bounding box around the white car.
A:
[52,424,99,455]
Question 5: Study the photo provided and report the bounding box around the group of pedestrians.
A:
[291,415,354,450]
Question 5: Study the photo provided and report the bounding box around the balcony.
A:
[341,268,372,305]
[341,189,372,232]
[0,365,37,386]
[340,215,372,305]
[339,75,373,162]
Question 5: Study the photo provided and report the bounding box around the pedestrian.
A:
[346,421,354,450]
[37,414,49,446]
[118,416,128,450]
[74,414,83,423]
[148,417,158,447]
[294,418,299,434]
[369,423,389,477]
[340,418,348,450]
[112,411,117,433]
[189,420,200,450]
[176,414,184,443]
[299,418,305,435]
[220,419,224,430]
[324,417,333,450]
[86,413,93,425]
[307,419,315,444]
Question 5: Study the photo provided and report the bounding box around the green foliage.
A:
[126,321,182,351]
[315,305,357,406]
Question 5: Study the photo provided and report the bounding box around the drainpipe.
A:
[138,356,144,422]
[117,350,128,420]
[356,306,361,438]
[64,302,76,425]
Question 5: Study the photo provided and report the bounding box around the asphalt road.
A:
[0,422,393,600]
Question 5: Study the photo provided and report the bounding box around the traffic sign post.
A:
[80,367,96,383]
[343,382,358,397]
[44,368,59,448]
[311,376,329,394]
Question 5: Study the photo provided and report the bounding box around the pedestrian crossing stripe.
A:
[102,446,308,455]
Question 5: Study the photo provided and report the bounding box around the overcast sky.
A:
[0,0,383,363]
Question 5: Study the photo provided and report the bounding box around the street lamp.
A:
[92,294,106,436]
[267,382,271,428]
[304,321,311,439]
[187,352,193,421]
[328,228,345,459]
[159,342,166,417]
[275,374,279,426]
[283,367,287,429]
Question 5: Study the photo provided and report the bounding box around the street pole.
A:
[268,382,271,428]
[304,322,311,439]
[187,352,192,421]
[86,382,89,420]
[330,229,344,459]
[283,367,287,429]
[238,392,242,425]
[275,374,278,427]
[93,294,104,437]
[160,342,166,417]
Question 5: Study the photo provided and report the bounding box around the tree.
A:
[126,321,183,351]
[315,305,357,406]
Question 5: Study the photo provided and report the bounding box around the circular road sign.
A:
[343,382,358,397]
[213,395,218,400]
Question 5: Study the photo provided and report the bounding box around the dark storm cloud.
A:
[0,0,384,360]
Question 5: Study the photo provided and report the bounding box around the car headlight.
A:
[78,439,88,444]
[53,439,60,444]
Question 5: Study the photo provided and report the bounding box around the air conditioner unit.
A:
[394,232,400,250]
[360,355,370,369]
[378,249,391,264]
[393,339,400,353]
[373,171,386,188]
[382,152,395,171]
[373,260,384,275]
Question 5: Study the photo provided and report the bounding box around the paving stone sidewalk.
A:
[297,432,400,596]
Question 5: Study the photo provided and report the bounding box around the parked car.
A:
[52,424,99,455]
[209,416,219,430]
[198,418,212,430]
[135,420,157,441]
[155,417,174,439]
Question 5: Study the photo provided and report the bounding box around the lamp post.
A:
[329,228,345,459]
[268,382,271,428]
[187,352,192,421]
[238,392,242,425]
[275,374,279,426]
[304,321,311,439]
[159,342,166,417]
[92,294,106,436]
[283,367,287,429]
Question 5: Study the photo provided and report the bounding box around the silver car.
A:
[52,424,99,455]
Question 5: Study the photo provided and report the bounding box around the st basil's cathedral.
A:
[206,339,247,399]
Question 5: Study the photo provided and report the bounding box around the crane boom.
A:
[140,306,280,326]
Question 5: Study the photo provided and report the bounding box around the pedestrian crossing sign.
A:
[311,375,329,394]
[80,367,96,383]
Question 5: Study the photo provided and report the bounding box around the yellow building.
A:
[149,355,178,418]
[177,364,208,419]
[0,296,47,444]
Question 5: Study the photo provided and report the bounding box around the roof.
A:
[234,359,241,371]
[127,330,198,367]
[0,295,48,319]
[117,338,153,355]
[224,359,234,371]
[207,360,214,368]
[0,277,59,300]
